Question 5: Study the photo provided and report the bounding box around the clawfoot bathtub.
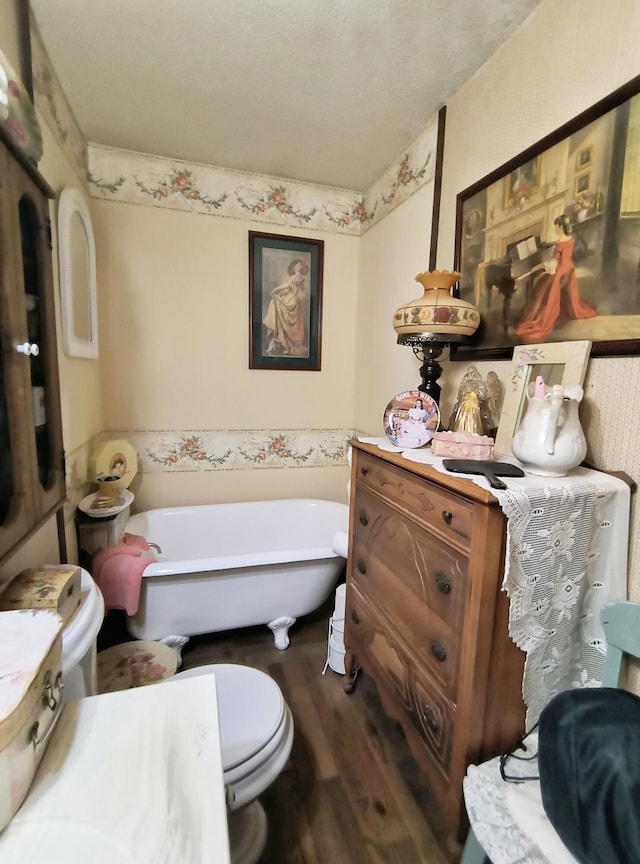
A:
[124,499,348,652]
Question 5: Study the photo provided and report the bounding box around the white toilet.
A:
[170,663,294,864]
[61,568,105,699]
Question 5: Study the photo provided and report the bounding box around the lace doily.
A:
[495,471,630,724]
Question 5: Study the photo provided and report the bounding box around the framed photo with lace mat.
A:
[494,339,591,457]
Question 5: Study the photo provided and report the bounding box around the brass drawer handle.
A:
[441,510,453,524]
[435,571,451,594]
[359,511,368,526]
[351,608,360,624]
[360,466,369,476]
[431,639,447,662]
[357,559,367,575]
[422,705,439,731]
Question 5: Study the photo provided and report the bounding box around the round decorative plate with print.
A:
[78,488,134,518]
[383,389,440,449]
[97,640,177,694]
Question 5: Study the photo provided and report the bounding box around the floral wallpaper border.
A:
[30,25,438,236]
[30,21,88,184]
[87,114,437,237]
[68,429,351,484]
[132,428,352,473]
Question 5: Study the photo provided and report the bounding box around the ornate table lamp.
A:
[392,270,480,406]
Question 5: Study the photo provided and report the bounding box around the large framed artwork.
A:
[249,231,324,370]
[453,73,640,360]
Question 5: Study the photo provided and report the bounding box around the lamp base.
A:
[397,333,467,407]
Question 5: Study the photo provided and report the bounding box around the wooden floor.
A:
[173,597,452,864]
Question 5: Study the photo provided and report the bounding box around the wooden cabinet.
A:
[0,134,65,563]
[344,441,525,854]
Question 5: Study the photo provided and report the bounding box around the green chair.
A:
[460,600,640,864]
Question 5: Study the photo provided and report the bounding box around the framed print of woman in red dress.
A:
[514,215,596,343]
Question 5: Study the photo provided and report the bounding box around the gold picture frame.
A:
[494,340,591,457]
[574,170,592,197]
[576,145,593,170]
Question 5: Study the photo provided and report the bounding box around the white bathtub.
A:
[125,498,348,650]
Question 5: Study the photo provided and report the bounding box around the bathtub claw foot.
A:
[267,617,297,650]
[160,635,190,667]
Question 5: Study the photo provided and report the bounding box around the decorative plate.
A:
[383,389,440,449]
[78,488,134,518]
[97,640,177,694]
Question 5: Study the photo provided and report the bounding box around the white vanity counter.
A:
[0,674,230,863]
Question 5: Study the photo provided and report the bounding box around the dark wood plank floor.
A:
[175,596,451,864]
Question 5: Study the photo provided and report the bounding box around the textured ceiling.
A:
[30,0,543,192]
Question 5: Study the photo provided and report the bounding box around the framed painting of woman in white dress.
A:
[249,231,324,370]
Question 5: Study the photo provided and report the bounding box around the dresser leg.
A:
[343,651,360,693]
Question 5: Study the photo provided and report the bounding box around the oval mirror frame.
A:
[58,186,98,358]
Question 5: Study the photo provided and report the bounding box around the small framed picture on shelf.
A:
[576,145,593,169]
[574,171,591,197]
[494,339,591,456]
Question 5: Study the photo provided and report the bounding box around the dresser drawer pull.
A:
[435,571,451,594]
[422,706,439,731]
[431,639,447,662]
[360,467,369,476]
[441,510,453,524]
[359,511,368,526]
[351,608,360,624]
[357,559,367,574]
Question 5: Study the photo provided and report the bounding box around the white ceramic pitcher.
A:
[512,382,587,477]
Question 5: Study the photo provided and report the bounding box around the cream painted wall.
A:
[131,465,350,512]
[434,0,640,598]
[354,183,437,434]
[91,199,358,505]
[93,201,358,431]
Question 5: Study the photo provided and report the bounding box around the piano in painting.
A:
[475,235,555,333]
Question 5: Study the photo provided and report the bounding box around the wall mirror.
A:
[58,186,98,358]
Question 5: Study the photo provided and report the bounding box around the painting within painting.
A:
[261,249,312,358]
[457,89,640,355]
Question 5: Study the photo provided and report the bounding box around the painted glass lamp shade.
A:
[392,270,480,405]
[392,270,480,339]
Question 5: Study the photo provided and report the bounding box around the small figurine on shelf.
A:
[450,390,484,436]
[448,365,503,439]
[448,366,485,433]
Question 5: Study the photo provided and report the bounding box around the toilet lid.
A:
[173,663,285,771]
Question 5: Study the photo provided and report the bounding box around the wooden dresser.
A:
[344,441,526,854]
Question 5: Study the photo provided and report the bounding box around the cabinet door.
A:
[0,144,64,560]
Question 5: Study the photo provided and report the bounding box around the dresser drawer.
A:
[354,451,473,550]
[346,583,455,779]
[352,486,467,634]
[348,556,460,696]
